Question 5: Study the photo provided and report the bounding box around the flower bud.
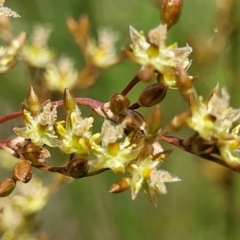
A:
[0,178,16,197]
[66,158,89,178]
[109,177,131,193]
[27,86,40,116]
[22,143,51,166]
[109,93,130,115]
[160,0,183,29]
[175,67,193,101]
[138,83,167,107]
[13,160,32,183]
[145,107,162,136]
[64,88,77,113]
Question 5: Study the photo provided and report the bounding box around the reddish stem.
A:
[0,111,22,124]
[0,98,104,125]
[159,135,182,148]
[121,74,140,96]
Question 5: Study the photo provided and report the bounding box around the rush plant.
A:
[0,0,239,208]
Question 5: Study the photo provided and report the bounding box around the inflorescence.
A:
[0,0,240,210]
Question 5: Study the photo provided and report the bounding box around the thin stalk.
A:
[121,74,140,96]
[0,98,104,125]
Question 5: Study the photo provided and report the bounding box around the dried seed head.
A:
[109,177,131,193]
[22,143,51,166]
[13,159,32,183]
[160,0,183,29]
[109,93,130,115]
[66,158,89,178]
[27,86,40,115]
[0,178,16,197]
[138,83,167,107]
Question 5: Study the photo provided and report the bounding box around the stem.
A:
[158,135,182,148]
[34,164,109,178]
[0,111,22,124]
[0,98,105,125]
[222,172,235,240]
[84,168,109,177]
[129,102,140,110]
[35,165,67,175]
[159,135,240,173]
[51,97,104,110]
[121,74,140,96]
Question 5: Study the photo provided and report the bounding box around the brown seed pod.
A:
[66,158,89,178]
[22,143,50,166]
[109,177,131,193]
[121,109,145,132]
[13,159,32,183]
[0,178,16,197]
[109,93,130,115]
[160,0,183,29]
[138,83,167,107]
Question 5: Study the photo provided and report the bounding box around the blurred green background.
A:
[1,0,240,239]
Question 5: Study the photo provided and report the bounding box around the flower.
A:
[187,85,240,140]
[127,142,180,206]
[55,106,100,157]
[124,24,192,88]
[44,56,78,92]
[0,32,25,72]
[14,101,59,147]
[0,0,20,18]
[85,28,120,68]
[187,85,240,168]
[90,120,141,174]
[22,24,54,68]
[0,177,49,239]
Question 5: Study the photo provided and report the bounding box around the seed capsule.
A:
[0,178,16,197]
[109,177,131,193]
[138,83,167,107]
[109,93,130,115]
[122,109,145,131]
[22,143,51,166]
[13,159,32,183]
[66,158,89,178]
[160,0,183,29]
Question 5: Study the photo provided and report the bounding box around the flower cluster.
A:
[187,85,240,169]
[0,0,239,213]
[124,24,192,88]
